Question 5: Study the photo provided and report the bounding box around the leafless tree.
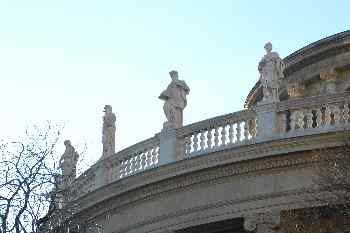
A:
[0,123,99,233]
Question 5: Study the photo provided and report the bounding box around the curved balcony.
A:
[58,31,350,233]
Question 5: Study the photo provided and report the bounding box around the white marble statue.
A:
[258,42,285,102]
[59,140,79,187]
[159,70,190,129]
[102,105,116,157]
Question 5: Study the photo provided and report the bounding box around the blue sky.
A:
[0,0,349,166]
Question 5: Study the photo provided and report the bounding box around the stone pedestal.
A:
[244,211,280,233]
[159,128,178,166]
[253,102,278,142]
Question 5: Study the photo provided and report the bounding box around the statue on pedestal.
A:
[258,42,285,102]
[59,140,79,188]
[159,70,190,129]
[102,105,116,158]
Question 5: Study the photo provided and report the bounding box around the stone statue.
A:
[102,105,116,157]
[258,42,285,102]
[59,140,79,187]
[159,70,190,129]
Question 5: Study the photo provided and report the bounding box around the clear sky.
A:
[0,0,349,167]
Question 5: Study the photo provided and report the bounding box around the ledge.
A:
[73,130,350,219]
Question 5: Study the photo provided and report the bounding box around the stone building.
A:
[51,31,350,233]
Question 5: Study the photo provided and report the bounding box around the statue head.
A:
[169,70,178,80]
[264,42,272,53]
[104,105,112,114]
[64,140,71,147]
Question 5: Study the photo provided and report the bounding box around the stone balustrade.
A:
[118,136,160,178]
[177,110,257,157]
[66,92,350,202]
[277,93,350,134]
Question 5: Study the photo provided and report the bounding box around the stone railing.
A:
[277,93,350,135]
[118,135,160,178]
[67,93,350,202]
[177,110,257,157]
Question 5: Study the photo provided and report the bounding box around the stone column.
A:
[244,211,280,233]
[320,69,337,94]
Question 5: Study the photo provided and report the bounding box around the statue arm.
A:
[159,89,170,100]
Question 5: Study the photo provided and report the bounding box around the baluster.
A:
[181,137,186,157]
[156,146,160,164]
[343,103,350,123]
[134,155,139,173]
[135,153,141,172]
[244,121,249,141]
[250,118,258,137]
[333,105,341,125]
[130,157,136,174]
[221,126,227,146]
[149,147,155,166]
[228,123,234,144]
[214,128,219,148]
[145,149,151,168]
[325,105,332,126]
[193,133,199,152]
[290,111,297,131]
[207,129,212,150]
[296,111,305,129]
[152,146,159,165]
[315,108,323,128]
[236,122,241,142]
[305,110,313,129]
[200,131,206,151]
[140,150,147,170]
[119,161,125,178]
[185,136,192,155]
[126,159,131,176]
